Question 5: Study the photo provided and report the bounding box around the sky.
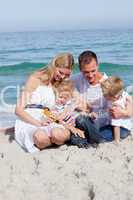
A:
[0,0,133,32]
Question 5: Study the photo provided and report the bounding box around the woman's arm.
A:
[15,75,43,126]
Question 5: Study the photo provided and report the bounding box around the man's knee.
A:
[33,131,51,150]
[76,115,86,124]
[75,115,88,130]
[120,128,130,139]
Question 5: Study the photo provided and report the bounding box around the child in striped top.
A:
[43,79,90,139]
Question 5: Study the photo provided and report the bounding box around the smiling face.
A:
[53,67,71,81]
[52,53,74,82]
[80,59,98,84]
[55,80,74,105]
[57,91,72,105]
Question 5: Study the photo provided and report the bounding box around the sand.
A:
[0,125,133,200]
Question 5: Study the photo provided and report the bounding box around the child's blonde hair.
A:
[101,76,124,97]
[55,79,74,98]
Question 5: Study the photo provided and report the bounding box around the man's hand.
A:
[109,96,133,119]
[89,112,98,120]
[71,127,85,138]
[109,104,124,119]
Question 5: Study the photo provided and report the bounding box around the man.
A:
[71,50,133,144]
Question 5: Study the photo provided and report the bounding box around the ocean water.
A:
[0,29,133,109]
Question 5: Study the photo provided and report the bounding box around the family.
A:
[15,51,133,153]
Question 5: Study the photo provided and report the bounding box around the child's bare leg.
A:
[113,126,120,144]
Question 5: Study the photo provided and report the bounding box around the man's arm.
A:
[110,96,133,119]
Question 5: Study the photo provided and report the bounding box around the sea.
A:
[0,29,133,127]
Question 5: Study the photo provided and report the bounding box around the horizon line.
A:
[1,27,133,34]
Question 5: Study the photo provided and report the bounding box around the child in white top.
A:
[101,76,132,144]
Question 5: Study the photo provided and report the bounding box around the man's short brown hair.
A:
[78,50,98,69]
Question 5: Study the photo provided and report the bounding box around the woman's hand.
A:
[41,118,53,126]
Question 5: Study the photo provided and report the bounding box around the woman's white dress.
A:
[15,85,63,153]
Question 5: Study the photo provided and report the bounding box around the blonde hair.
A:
[54,79,74,98]
[38,68,52,84]
[101,76,124,97]
[39,53,74,72]
[38,53,74,85]
[51,53,74,70]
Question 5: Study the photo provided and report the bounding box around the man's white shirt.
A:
[71,72,110,127]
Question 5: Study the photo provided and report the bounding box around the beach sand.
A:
[0,124,133,200]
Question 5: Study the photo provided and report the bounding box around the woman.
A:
[15,53,74,153]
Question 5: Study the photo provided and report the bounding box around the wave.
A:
[0,62,45,75]
[0,61,132,71]
[100,62,133,68]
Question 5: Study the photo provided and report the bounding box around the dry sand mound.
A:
[0,128,133,200]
